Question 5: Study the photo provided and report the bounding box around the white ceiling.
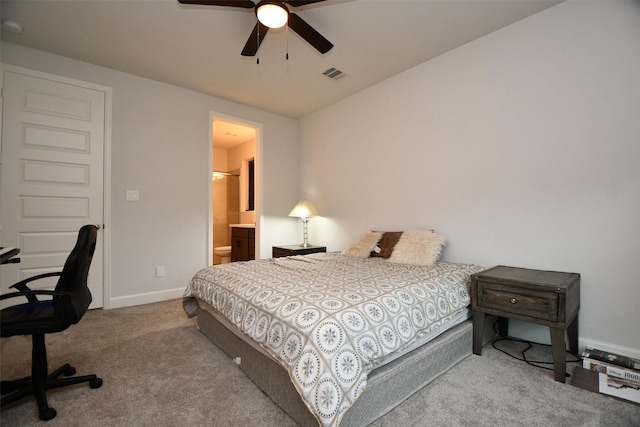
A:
[0,0,560,119]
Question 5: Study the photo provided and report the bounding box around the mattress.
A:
[195,299,483,427]
[184,252,485,426]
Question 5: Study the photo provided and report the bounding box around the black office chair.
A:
[1,225,103,421]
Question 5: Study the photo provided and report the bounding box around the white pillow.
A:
[388,229,446,266]
[342,231,383,258]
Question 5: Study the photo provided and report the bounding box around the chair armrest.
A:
[8,272,62,303]
[10,272,62,290]
[1,289,67,302]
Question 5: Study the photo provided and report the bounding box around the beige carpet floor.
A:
[1,299,639,426]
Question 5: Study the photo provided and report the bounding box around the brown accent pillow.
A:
[370,231,403,258]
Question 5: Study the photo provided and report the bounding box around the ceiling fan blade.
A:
[177,0,254,8]
[287,13,333,54]
[286,0,327,7]
[241,22,269,56]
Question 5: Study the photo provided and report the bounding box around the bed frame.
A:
[195,299,495,426]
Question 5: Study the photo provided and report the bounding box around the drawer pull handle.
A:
[510,298,517,304]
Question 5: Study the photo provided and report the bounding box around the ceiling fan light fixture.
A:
[256,2,288,29]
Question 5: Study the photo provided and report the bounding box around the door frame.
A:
[0,64,113,309]
[208,111,262,265]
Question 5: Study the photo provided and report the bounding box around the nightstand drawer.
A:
[476,282,558,322]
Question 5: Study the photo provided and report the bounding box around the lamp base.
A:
[300,218,311,248]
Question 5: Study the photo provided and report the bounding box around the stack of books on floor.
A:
[582,347,640,404]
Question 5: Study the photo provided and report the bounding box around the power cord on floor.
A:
[491,319,582,378]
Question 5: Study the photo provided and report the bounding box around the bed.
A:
[183,230,487,427]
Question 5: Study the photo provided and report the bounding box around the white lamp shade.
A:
[257,3,288,29]
[288,200,319,218]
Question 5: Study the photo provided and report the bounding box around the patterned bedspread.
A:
[183,252,483,427]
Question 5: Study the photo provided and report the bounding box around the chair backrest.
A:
[53,225,98,326]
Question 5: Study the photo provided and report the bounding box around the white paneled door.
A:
[1,67,106,308]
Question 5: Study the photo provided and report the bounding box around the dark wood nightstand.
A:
[471,265,580,383]
[272,245,326,258]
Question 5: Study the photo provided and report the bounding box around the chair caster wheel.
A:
[63,366,76,376]
[39,407,57,421]
[90,378,103,389]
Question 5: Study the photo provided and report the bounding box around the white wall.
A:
[298,2,640,356]
[1,42,299,308]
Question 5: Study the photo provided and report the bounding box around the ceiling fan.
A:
[177,0,333,57]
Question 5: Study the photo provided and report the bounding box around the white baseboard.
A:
[107,287,184,309]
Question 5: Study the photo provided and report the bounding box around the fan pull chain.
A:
[286,24,289,60]
[257,21,260,65]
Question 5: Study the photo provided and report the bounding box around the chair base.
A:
[1,333,103,421]
[1,362,103,421]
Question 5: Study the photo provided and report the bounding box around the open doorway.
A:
[210,116,259,265]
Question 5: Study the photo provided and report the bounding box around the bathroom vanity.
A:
[230,225,255,262]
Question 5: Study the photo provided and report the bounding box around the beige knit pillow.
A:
[342,231,383,258]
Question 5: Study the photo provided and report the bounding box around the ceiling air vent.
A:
[322,67,346,81]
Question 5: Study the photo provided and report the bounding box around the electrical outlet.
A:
[126,190,139,201]
[155,266,165,277]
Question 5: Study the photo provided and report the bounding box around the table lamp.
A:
[288,199,319,248]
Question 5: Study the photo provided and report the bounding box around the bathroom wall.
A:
[228,139,257,224]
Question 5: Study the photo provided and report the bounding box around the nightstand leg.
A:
[567,316,579,355]
[550,327,566,383]
[473,312,485,355]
